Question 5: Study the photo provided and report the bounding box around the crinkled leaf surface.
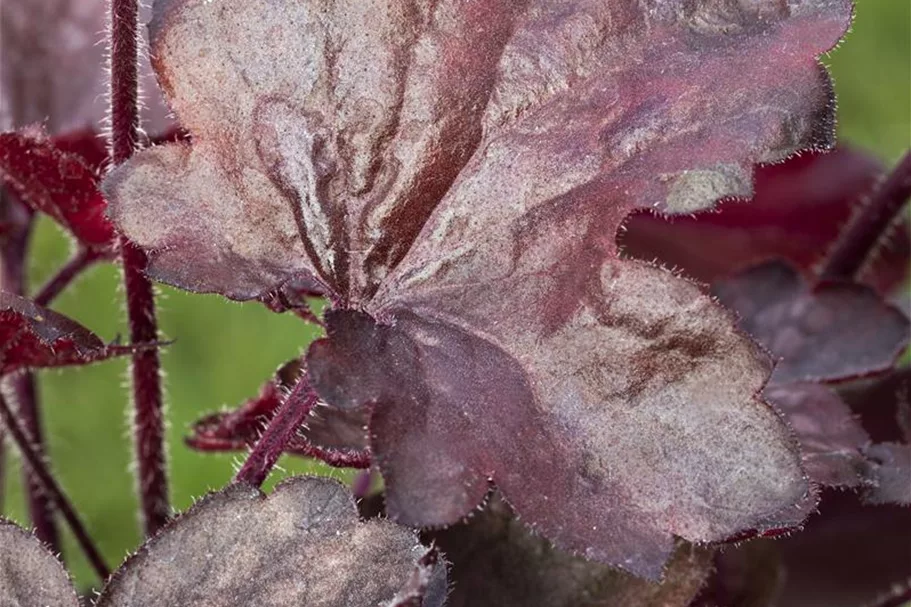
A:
[714,261,909,385]
[106,0,852,578]
[0,291,123,374]
[0,519,79,607]
[186,359,369,467]
[764,383,871,488]
[862,442,911,505]
[619,148,910,293]
[106,0,848,302]
[0,129,115,250]
[430,495,713,607]
[96,476,443,607]
[309,284,807,578]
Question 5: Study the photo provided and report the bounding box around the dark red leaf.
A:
[0,129,115,250]
[430,495,713,607]
[186,359,369,468]
[0,291,128,375]
[689,539,784,607]
[620,148,910,294]
[713,261,909,385]
[764,383,871,488]
[107,0,852,578]
[862,442,911,505]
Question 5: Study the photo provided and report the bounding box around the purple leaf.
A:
[713,261,909,384]
[0,519,79,607]
[0,291,128,375]
[96,476,445,607]
[764,383,871,488]
[619,147,910,294]
[105,0,852,578]
[862,443,911,505]
[430,495,714,607]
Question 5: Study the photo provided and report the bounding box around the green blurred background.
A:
[2,0,910,590]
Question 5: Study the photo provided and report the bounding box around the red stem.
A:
[110,0,169,536]
[235,377,319,488]
[820,151,911,282]
[32,248,104,307]
[8,374,59,550]
[0,394,110,581]
[0,193,59,550]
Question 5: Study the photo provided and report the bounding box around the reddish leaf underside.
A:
[0,129,115,249]
[186,359,369,468]
[105,0,852,578]
[713,261,909,385]
[0,291,122,374]
[96,476,445,607]
[0,519,79,607]
[619,147,910,294]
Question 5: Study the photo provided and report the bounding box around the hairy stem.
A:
[109,0,169,536]
[820,151,911,282]
[8,374,60,550]
[235,377,319,488]
[32,248,104,307]
[0,394,110,581]
[0,192,59,550]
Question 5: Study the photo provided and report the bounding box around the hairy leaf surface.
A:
[0,519,79,607]
[105,0,852,577]
[96,476,444,607]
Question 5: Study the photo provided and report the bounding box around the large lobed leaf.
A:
[105,0,853,578]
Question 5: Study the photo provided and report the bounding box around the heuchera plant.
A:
[0,0,908,605]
